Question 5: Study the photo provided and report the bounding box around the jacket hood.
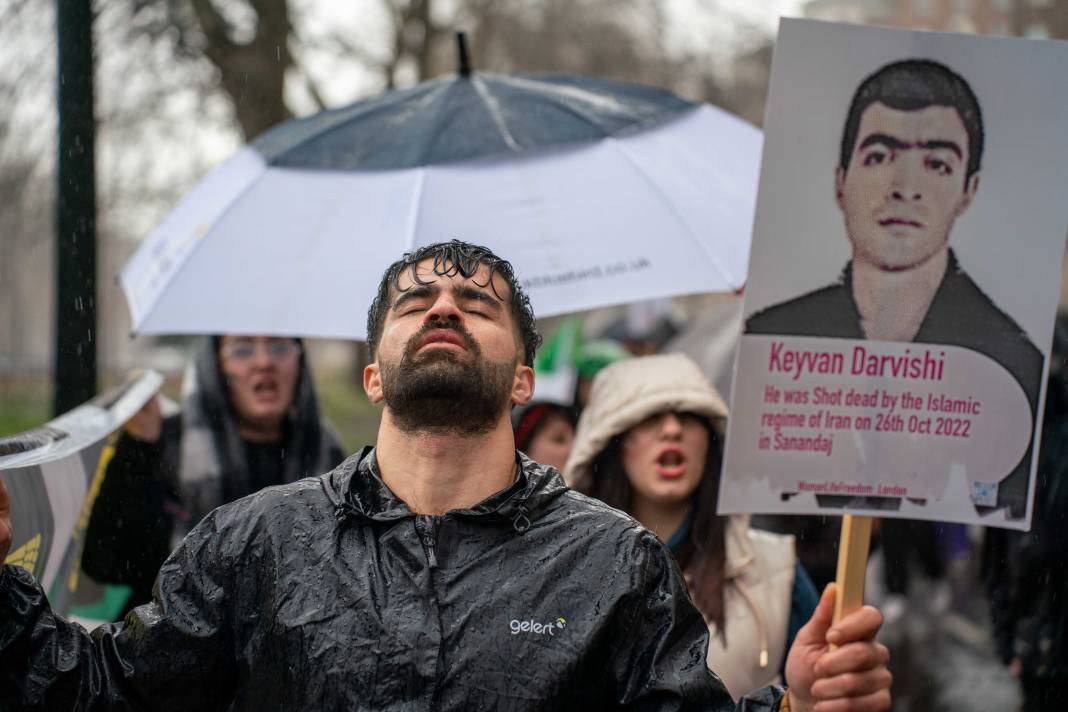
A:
[326,446,570,528]
[564,353,729,492]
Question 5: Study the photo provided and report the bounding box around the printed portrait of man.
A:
[745,59,1043,518]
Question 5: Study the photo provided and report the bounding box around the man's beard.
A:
[380,323,516,436]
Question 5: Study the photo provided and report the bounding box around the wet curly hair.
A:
[366,240,542,366]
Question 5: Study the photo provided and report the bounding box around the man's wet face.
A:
[375,261,520,434]
[837,102,976,272]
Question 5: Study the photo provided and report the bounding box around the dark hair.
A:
[588,417,727,631]
[365,240,542,366]
[840,59,984,180]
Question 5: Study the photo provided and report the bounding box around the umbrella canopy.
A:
[254,72,695,171]
[120,72,761,341]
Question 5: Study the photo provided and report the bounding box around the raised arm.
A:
[81,419,177,600]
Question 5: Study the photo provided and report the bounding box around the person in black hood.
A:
[81,335,344,615]
[0,240,890,711]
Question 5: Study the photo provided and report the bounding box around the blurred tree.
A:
[460,0,679,85]
[117,0,294,139]
[112,0,727,136]
[382,0,447,87]
[0,93,54,379]
[1010,0,1068,38]
[0,1,58,382]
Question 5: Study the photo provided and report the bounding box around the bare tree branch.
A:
[288,35,327,112]
[186,0,235,55]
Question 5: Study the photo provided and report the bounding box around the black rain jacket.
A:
[1,448,785,710]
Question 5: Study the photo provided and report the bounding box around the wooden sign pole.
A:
[832,514,873,626]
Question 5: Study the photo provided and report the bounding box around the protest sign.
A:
[0,371,162,617]
[721,20,1068,531]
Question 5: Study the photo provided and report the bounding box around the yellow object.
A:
[8,533,42,574]
[778,689,791,711]
[68,433,119,592]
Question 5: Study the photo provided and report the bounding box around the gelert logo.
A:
[510,616,567,636]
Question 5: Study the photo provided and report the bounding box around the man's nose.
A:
[424,292,463,327]
[889,157,922,202]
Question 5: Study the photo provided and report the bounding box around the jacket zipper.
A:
[417,516,444,710]
[417,516,438,569]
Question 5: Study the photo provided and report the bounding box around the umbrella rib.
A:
[503,75,636,123]
[257,78,450,169]
[472,77,521,153]
[608,128,741,290]
[501,75,694,137]
[402,168,428,252]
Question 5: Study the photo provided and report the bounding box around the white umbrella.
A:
[121,74,760,340]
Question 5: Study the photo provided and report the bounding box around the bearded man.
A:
[0,241,891,711]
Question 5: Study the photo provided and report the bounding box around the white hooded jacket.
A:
[563,353,797,700]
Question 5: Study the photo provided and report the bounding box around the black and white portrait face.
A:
[836,102,977,273]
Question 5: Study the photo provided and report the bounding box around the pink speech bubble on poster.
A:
[721,335,1032,513]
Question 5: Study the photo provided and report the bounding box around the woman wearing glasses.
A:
[82,336,344,616]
